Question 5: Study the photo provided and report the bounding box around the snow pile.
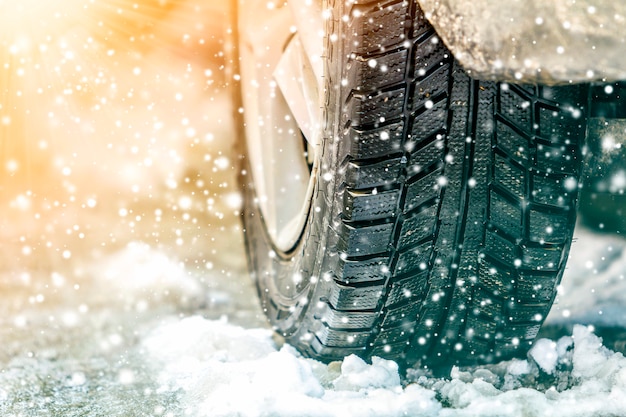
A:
[548,227,626,327]
[425,325,626,416]
[144,317,441,417]
[83,241,206,312]
[144,317,626,416]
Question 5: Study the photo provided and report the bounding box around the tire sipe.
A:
[238,0,589,368]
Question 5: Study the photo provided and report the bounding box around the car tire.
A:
[236,0,589,368]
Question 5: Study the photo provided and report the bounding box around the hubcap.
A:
[239,0,323,252]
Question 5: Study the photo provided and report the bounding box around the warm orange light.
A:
[0,0,234,271]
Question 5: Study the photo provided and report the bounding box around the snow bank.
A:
[144,317,626,417]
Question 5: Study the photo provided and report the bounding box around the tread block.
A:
[404,169,441,213]
[345,158,403,190]
[484,231,517,266]
[465,315,497,341]
[462,337,491,357]
[349,89,405,127]
[336,221,394,256]
[499,86,532,130]
[323,308,379,329]
[412,33,449,80]
[522,324,542,340]
[532,173,572,207]
[450,340,492,363]
[528,208,569,244]
[376,325,413,346]
[470,288,504,323]
[370,341,408,358]
[516,272,556,302]
[412,5,433,38]
[406,136,445,176]
[478,258,514,297]
[329,282,384,311]
[385,273,428,308]
[413,70,450,112]
[505,302,549,323]
[489,191,523,238]
[336,256,391,284]
[521,244,562,271]
[394,240,433,275]
[349,49,408,92]
[491,342,525,360]
[349,2,410,55]
[497,324,542,343]
[535,142,579,175]
[382,302,421,327]
[494,154,525,199]
[316,327,371,348]
[346,121,404,160]
[398,205,438,250]
[344,189,400,222]
[495,120,530,166]
[538,102,583,141]
[409,97,448,139]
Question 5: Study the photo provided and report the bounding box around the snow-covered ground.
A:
[2,2,626,416]
[2,220,625,417]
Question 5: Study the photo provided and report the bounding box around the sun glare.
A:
[1,0,225,192]
[0,0,231,266]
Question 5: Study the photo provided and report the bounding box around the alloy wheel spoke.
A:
[273,34,322,148]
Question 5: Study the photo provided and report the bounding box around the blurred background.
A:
[0,0,251,311]
[0,2,268,412]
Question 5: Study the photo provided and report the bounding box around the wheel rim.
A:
[238,0,324,252]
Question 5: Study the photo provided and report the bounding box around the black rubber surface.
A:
[240,0,589,368]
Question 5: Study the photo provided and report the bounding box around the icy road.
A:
[1,1,626,416]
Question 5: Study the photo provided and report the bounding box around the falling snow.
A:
[1,1,626,416]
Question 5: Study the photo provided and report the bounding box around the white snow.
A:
[144,317,441,417]
[138,314,626,417]
[528,338,559,374]
[90,241,204,308]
